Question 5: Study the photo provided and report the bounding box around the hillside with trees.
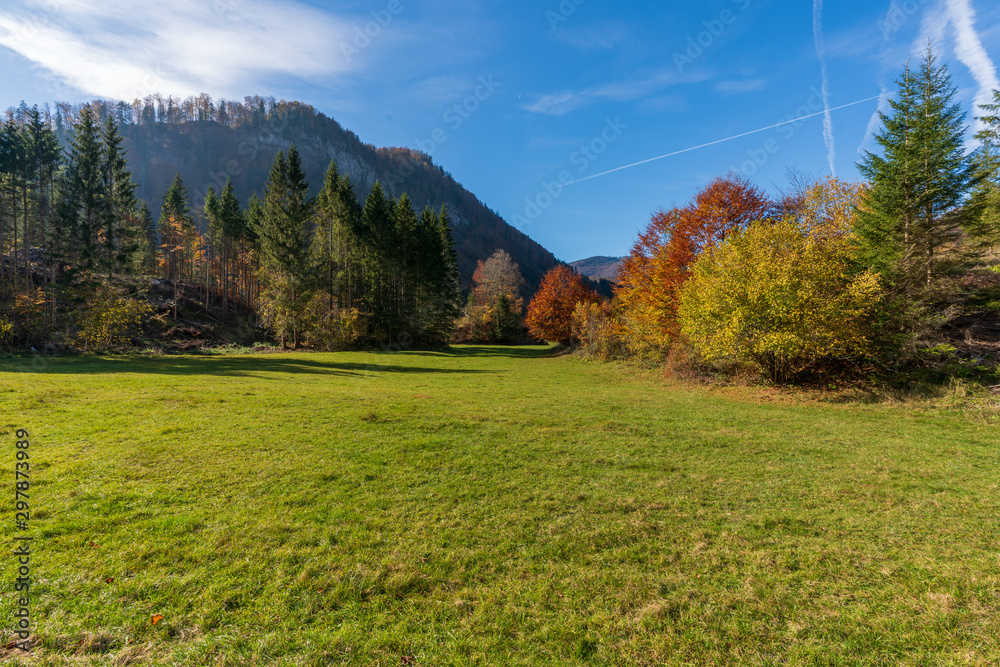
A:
[0,100,469,351]
[0,94,569,352]
[569,256,623,282]
[39,95,559,294]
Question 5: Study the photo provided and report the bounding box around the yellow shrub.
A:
[77,287,152,352]
[571,301,627,360]
[679,217,881,382]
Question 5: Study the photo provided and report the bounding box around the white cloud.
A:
[523,91,582,116]
[945,0,1000,129]
[523,68,711,116]
[912,0,949,57]
[0,0,355,100]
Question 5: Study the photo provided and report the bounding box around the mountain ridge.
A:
[49,96,561,293]
[570,256,623,282]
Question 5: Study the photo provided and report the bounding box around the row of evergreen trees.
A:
[0,102,463,349]
[253,146,463,348]
[1,105,154,325]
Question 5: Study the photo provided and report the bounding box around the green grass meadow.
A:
[1,346,999,665]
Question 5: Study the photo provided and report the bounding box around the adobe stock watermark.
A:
[340,0,411,64]
[5,0,67,50]
[385,75,501,192]
[878,0,931,40]
[413,76,501,157]
[511,117,628,227]
[731,86,826,177]
[546,0,587,30]
[673,0,752,73]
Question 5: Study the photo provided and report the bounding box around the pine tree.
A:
[158,173,193,284]
[258,146,315,348]
[970,88,1000,247]
[101,115,139,275]
[60,105,107,277]
[857,46,982,293]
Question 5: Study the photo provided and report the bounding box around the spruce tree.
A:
[360,182,395,340]
[258,146,315,348]
[393,193,419,329]
[136,201,157,274]
[311,160,343,312]
[336,176,364,309]
[158,173,193,284]
[60,105,106,276]
[970,89,1000,247]
[205,178,247,314]
[101,115,139,275]
[857,46,981,294]
[431,205,462,343]
[21,106,61,322]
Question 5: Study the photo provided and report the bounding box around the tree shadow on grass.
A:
[408,345,558,360]
[9,355,490,378]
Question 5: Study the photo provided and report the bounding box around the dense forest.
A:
[0,100,471,351]
[36,94,559,293]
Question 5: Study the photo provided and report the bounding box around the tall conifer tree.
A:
[857,46,981,293]
[258,146,314,347]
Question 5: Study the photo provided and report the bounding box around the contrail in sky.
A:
[860,84,892,155]
[946,0,1000,132]
[566,95,883,186]
[813,0,836,175]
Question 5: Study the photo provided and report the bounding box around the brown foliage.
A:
[462,249,526,343]
[525,265,599,344]
[615,174,775,351]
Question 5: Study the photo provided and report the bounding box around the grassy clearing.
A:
[1,346,999,665]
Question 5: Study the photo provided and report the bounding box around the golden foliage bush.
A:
[76,287,152,352]
[678,216,881,383]
[303,294,367,351]
[571,301,627,360]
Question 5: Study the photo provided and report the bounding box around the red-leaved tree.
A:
[615,174,775,351]
[526,265,600,345]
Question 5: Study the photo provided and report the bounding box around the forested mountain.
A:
[570,256,623,282]
[47,95,558,293]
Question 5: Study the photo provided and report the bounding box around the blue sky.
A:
[2,0,999,263]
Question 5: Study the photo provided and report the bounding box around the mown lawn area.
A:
[1,346,998,665]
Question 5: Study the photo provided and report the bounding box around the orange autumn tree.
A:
[615,174,775,352]
[525,265,600,345]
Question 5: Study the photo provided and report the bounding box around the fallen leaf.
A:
[151,615,163,625]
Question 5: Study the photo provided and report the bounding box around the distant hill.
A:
[54,96,560,294]
[571,256,624,282]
